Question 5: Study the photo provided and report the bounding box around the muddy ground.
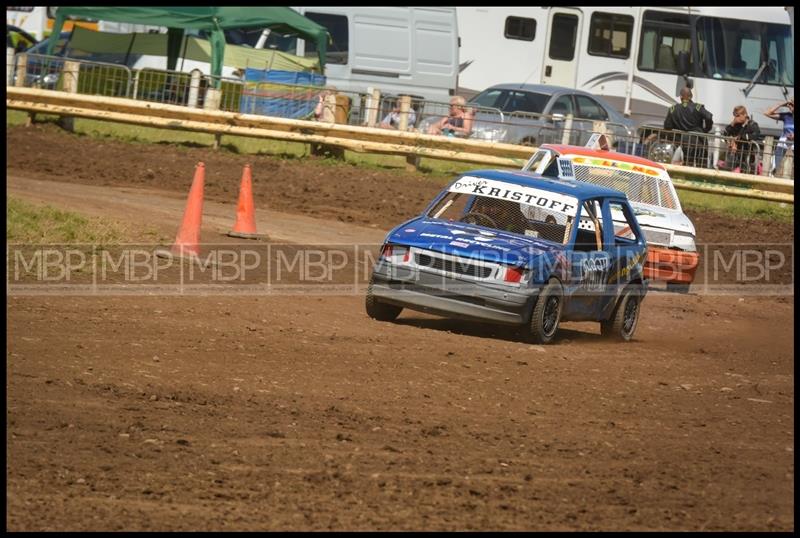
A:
[5,123,795,531]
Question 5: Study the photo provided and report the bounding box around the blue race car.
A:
[366,161,649,343]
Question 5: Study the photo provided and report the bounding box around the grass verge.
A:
[7,196,162,244]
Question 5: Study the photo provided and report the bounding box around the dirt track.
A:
[6,124,795,531]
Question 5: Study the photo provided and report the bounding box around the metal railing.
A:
[614,126,794,180]
[15,53,131,98]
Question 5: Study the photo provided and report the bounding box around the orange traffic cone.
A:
[227,164,266,239]
[156,162,205,261]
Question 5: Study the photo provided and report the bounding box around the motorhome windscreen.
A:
[571,163,680,210]
[427,178,579,244]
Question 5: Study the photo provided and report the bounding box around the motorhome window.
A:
[588,12,633,59]
[548,13,578,61]
[637,11,692,74]
[695,17,793,85]
[304,12,349,65]
[504,16,536,41]
[575,95,608,121]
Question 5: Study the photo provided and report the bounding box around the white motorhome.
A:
[256,7,459,103]
[457,7,794,133]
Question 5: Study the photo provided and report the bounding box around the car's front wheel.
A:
[365,277,402,322]
[527,278,563,344]
[601,284,643,341]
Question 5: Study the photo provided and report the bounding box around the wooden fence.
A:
[6,86,794,204]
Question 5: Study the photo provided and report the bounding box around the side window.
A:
[471,89,506,109]
[304,12,349,65]
[575,199,604,252]
[505,16,536,41]
[575,95,608,120]
[549,13,579,61]
[588,12,634,58]
[550,95,574,116]
[637,10,691,74]
[609,201,641,243]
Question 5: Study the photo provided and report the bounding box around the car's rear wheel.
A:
[601,284,643,341]
[365,276,402,322]
[527,278,563,344]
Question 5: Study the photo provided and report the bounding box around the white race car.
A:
[523,137,699,292]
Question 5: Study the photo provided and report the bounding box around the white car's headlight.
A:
[670,231,697,252]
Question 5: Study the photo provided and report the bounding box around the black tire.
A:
[365,278,402,322]
[527,278,563,344]
[601,284,643,341]
[666,282,691,294]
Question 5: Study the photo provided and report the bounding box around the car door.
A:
[542,8,583,87]
[574,94,609,146]
[562,197,612,321]
[544,93,578,145]
[598,197,647,318]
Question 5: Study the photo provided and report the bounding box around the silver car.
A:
[420,83,636,146]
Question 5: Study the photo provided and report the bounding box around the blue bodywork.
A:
[369,169,648,326]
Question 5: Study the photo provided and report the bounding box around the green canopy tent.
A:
[46,7,329,87]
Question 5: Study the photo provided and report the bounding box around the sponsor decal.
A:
[581,256,610,291]
[450,241,469,248]
[403,228,416,232]
[571,156,661,177]
[420,232,453,240]
[450,177,578,217]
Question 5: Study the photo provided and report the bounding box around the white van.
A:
[246,7,459,103]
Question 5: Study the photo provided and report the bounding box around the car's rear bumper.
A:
[370,261,538,325]
[644,246,700,284]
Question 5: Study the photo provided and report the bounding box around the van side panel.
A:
[414,8,458,77]
[352,10,410,72]
[297,7,457,102]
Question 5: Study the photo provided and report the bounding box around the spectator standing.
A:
[663,87,714,167]
[722,105,763,174]
[427,95,474,137]
[764,98,794,175]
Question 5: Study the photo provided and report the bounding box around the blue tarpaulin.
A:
[240,68,327,119]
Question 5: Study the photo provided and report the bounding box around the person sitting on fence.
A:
[380,103,417,130]
[314,87,338,122]
[764,98,794,175]
[427,95,474,137]
[722,105,763,174]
